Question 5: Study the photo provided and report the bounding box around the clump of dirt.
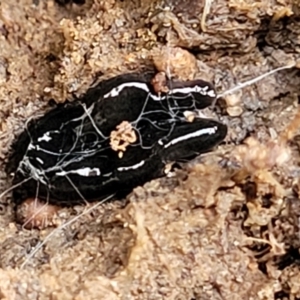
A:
[1,0,300,299]
[110,121,137,158]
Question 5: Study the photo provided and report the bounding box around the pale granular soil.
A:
[1,0,300,299]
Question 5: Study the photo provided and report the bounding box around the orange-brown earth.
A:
[1,0,300,299]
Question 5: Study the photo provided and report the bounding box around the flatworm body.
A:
[55,0,86,5]
[7,73,227,206]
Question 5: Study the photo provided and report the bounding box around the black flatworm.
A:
[6,73,227,206]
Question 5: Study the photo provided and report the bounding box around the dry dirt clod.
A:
[110,121,137,158]
[16,198,60,230]
[151,71,169,94]
[152,46,197,80]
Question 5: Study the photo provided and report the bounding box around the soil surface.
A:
[1,0,300,299]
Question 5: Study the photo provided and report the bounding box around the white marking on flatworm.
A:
[117,160,145,172]
[170,86,216,98]
[103,172,112,177]
[37,132,52,142]
[103,82,216,101]
[163,126,218,149]
[56,167,101,177]
[36,157,44,164]
[103,82,155,98]
[28,143,35,150]
[207,90,216,97]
